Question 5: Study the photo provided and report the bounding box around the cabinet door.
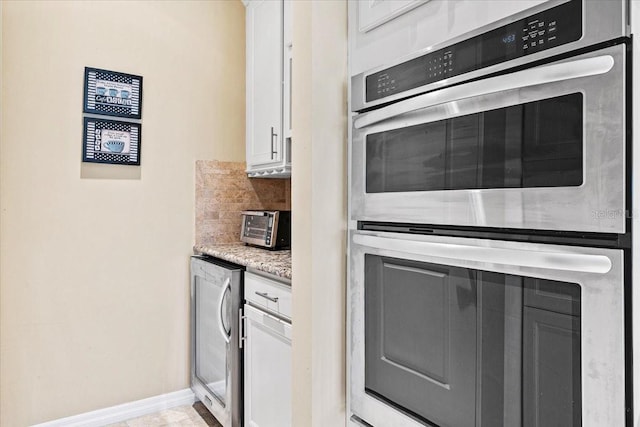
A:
[246,0,283,167]
[283,0,292,141]
[244,305,292,427]
[357,0,430,33]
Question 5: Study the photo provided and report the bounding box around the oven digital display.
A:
[502,33,516,44]
[365,0,582,103]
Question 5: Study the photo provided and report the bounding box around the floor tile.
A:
[107,404,222,427]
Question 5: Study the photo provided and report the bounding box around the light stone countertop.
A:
[193,243,291,280]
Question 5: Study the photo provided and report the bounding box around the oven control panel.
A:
[365,0,581,103]
[522,18,559,53]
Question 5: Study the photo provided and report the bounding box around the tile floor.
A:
[106,403,222,427]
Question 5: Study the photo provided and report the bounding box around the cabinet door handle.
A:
[239,308,246,349]
[271,126,278,159]
[289,56,293,132]
[255,291,279,303]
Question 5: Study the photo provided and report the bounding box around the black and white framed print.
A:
[83,67,143,119]
[83,117,141,166]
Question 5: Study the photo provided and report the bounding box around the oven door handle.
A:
[353,54,615,130]
[353,233,613,274]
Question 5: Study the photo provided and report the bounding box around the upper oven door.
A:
[351,44,626,233]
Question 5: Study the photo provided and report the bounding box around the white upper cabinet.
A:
[245,0,291,178]
[357,0,430,34]
[349,0,549,76]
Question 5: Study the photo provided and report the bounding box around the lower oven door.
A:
[348,230,625,427]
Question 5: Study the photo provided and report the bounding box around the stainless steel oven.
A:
[351,43,627,233]
[347,1,631,426]
[349,229,626,427]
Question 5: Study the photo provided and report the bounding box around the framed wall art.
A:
[83,67,143,119]
[82,117,141,166]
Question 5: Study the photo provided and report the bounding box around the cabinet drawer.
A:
[245,271,292,319]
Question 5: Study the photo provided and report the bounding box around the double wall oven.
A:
[348,1,631,426]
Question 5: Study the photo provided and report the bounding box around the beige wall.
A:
[0,1,245,425]
[291,1,348,426]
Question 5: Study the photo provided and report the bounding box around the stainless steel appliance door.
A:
[351,44,626,233]
[348,230,625,427]
[191,257,243,427]
[241,211,273,248]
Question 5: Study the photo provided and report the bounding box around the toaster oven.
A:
[240,211,291,249]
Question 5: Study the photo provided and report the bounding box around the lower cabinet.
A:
[243,272,292,427]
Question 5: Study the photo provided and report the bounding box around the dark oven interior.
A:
[364,254,581,427]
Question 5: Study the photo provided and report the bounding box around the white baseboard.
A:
[31,388,196,427]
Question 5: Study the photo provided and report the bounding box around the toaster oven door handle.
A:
[242,211,270,216]
[217,278,231,344]
[353,54,615,130]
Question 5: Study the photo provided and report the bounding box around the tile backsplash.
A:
[195,160,291,246]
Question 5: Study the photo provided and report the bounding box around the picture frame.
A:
[82,117,142,166]
[83,67,143,119]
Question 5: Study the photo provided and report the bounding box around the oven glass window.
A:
[243,215,269,240]
[364,255,581,426]
[365,93,583,193]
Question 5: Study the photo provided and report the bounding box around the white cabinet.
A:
[245,0,292,178]
[357,0,430,33]
[243,304,292,427]
[245,271,292,320]
[243,272,292,427]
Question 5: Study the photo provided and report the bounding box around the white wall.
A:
[291,1,348,426]
[0,1,245,425]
